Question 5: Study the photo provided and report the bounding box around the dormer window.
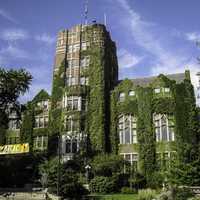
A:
[119,92,125,102]
[154,88,160,94]
[129,90,135,96]
[164,88,170,93]
[81,42,87,50]
[37,101,48,110]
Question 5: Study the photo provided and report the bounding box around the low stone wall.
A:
[0,192,46,200]
[47,192,62,200]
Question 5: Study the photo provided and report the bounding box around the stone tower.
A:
[51,24,118,160]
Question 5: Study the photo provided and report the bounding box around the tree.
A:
[39,158,88,198]
[0,68,32,143]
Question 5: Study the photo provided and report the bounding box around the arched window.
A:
[153,114,175,142]
[65,138,78,154]
[118,115,137,144]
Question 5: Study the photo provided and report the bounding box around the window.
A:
[65,117,79,132]
[66,139,71,153]
[153,114,175,142]
[43,101,48,109]
[63,96,81,111]
[118,115,137,144]
[65,76,79,86]
[85,77,89,85]
[6,137,20,144]
[37,101,49,110]
[68,60,79,68]
[80,77,85,85]
[81,42,87,50]
[119,92,125,102]
[35,116,48,128]
[33,136,48,150]
[129,90,135,96]
[154,88,160,94]
[65,138,78,154]
[8,119,20,130]
[121,153,138,165]
[71,77,76,85]
[164,88,170,93]
[80,56,90,67]
[68,44,80,53]
[44,117,49,127]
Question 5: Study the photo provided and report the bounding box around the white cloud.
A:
[185,32,200,42]
[116,0,200,89]
[35,33,55,45]
[1,29,28,41]
[118,49,143,68]
[0,9,17,24]
[0,45,30,59]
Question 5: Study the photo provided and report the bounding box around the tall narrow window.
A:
[119,93,125,102]
[65,138,78,154]
[118,115,137,144]
[65,117,79,132]
[153,114,175,142]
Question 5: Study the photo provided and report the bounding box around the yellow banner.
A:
[0,143,29,155]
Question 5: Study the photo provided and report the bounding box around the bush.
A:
[157,186,194,200]
[137,188,157,200]
[129,172,146,189]
[91,154,125,177]
[121,187,137,194]
[89,176,117,194]
[173,187,194,200]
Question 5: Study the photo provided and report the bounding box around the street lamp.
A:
[85,164,91,184]
[57,134,61,197]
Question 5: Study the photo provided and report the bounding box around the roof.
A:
[118,73,186,87]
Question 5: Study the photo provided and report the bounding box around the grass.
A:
[88,194,138,200]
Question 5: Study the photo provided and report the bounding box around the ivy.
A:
[109,74,199,186]
[137,87,156,186]
[49,61,65,136]
[174,79,199,164]
[32,89,50,104]
[20,102,34,151]
[83,24,118,154]
[33,128,48,137]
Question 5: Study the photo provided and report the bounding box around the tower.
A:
[51,23,118,160]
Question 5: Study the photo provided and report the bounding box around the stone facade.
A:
[2,24,198,172]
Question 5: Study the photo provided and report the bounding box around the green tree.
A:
[39,157,87,198]
[0,68,32,143]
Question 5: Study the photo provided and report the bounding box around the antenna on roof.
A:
[84,0,89,25]
[104,13,107,27]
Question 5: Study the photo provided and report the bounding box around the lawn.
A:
[88,194,137,200]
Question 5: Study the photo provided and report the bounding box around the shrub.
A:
[137,188,157,200]
[129,172,146,189]
[157,186,195,200]
[157,191,172,200]
[89,176,117,194]
[121,187,137,194]
[173,187,194,200]
[91,154,125,177]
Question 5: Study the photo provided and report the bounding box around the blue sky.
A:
[0,0,200,102]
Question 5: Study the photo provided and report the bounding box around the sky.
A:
[0,0,200,102]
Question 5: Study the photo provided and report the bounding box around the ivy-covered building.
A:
[1,24,199,176]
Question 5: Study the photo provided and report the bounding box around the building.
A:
[50,24,118,161]
[1,24,198,174]
[196,72,200,107]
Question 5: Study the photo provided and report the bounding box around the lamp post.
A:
[85,164,91,184]
[57,134,61,197]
